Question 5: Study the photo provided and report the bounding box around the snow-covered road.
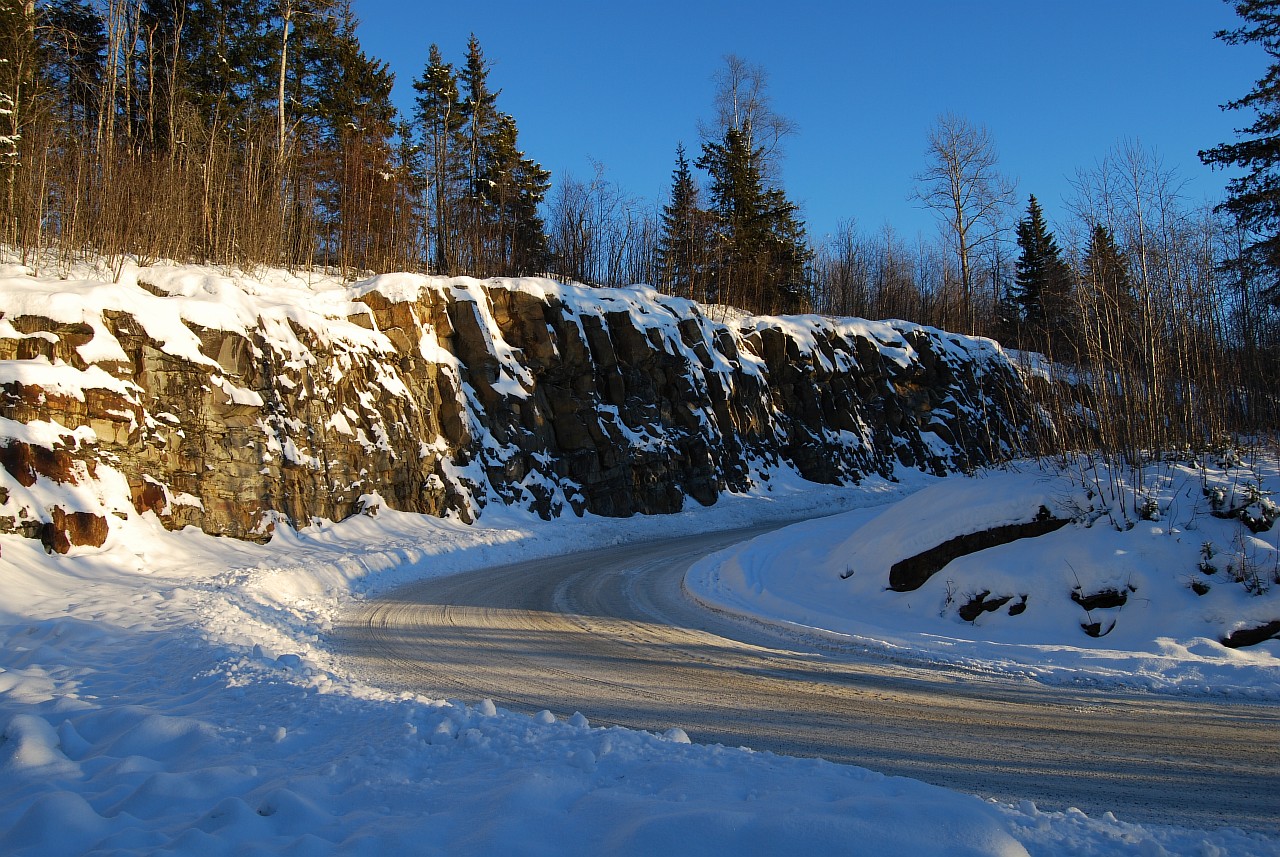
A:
[334,524,1280,835]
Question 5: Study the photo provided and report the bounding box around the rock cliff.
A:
[0,261,1038,550]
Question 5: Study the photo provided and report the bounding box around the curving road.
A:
[333,523,1280,834]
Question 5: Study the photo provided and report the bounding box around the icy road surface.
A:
[334,524,1280,835]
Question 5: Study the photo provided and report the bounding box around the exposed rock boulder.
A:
[888,506,1070,592]
[1070,586,1133,612]
[1220,620,1280,649]
[41,508,108,554]
[957,591,1015,623]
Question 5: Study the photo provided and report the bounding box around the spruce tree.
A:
[761,183,813,314]
[405,36,551,277]
[413,44,463,272]
[656,144,704,299]
[698,125,760,306]
[995,278,1023,347]
[457,33,499,273]
[443,35,549,277]
[309,1,398,272]
[1200,0,1280,296]
[480,111,550,275]
[697,123,810,313]
[1011,195,1075,355]
[182,0,272,133]
[1080,223,1136,361]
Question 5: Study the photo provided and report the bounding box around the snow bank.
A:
[0,469,1274,854]
[690,457,1280,698]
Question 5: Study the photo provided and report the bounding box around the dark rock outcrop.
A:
[1070,586,1132,612]
[888,506,1069,592]
[0,269,1040,544]
[957,591,1015,623]
[1220,620,1280,649]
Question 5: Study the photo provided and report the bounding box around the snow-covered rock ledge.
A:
[0,258,1035,547]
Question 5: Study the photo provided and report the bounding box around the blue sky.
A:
[354,0,1259,244]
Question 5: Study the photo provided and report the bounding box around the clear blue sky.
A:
[354,0,1260,244]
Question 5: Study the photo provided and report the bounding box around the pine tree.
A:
[413,43,463,272]
[1080,223,1137,362]
[697,124,810,313]
[1011,195,1075,355]
[656,143,706,299]
[1200,0,1280,297]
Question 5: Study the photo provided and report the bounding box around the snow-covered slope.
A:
[3,258,1275,853]
[2,474,1275,855]
[689,456,1280,696]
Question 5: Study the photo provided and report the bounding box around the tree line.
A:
[2,0,413,273]
[2,0,1280,456]
[0,0,810,310]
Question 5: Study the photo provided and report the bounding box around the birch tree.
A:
[912,113,1016,335]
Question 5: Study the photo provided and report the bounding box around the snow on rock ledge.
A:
[0,261,1037,543]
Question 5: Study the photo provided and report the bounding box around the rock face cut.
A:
[0,264,1038,545]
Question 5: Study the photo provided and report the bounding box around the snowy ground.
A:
[689,456,1280,700]
[2,464,1278,854]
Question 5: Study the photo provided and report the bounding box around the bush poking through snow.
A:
[1197,534,1277,598]
[1138,495,1161,522]
[1199,541,1217,575]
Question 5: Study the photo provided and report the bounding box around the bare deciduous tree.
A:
[700,53,796,181]
[548,162,651,287]
[1,0,36,247]
[912,113,1016,335]
[811,222,927,324]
